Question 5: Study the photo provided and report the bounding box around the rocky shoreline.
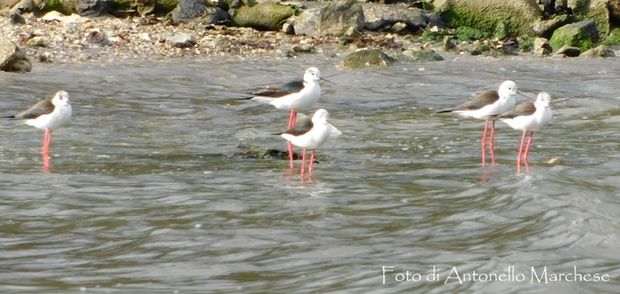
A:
[1,0,619,72]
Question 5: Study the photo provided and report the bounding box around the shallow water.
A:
[0,54,619,293]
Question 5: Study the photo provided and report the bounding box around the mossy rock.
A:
[339,48,395,70]
[233,3,296,31]
[602,28,620,45]
[436,0,541,37]
[568,0,610,36]
[549,21,597,51]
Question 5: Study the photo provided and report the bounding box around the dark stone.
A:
[74,0,114,16]
[9,12,25,25]
[171,0,211,24]
[555,45,581,57]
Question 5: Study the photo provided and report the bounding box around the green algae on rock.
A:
[549,21,598,51]
[232,2,296,31]
[435,0,542,37]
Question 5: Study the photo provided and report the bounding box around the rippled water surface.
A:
[0,55,619,293]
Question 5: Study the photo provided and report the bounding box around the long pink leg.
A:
[287,110,297,169]
[300,147,306,176]
[523,131,534,175]
[42,128,52,172]
[309,150,315,175]
[489,120,496,166]
[517,129,527,175]
[481,120,489,166]
[42,128,52,154]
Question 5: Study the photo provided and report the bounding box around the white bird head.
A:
[52,91,71,107]
[498,80,517,98]
[312,108,329,124]
[303,67,321,83]
[535,92,551,108]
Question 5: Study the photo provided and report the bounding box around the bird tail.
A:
[2,115,16,119]
[436,109,453,113]
[251,96,275,104]
[280,133,295,141]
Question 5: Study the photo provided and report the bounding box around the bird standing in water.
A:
[5,91,72,171]
[277,109,339,176]
[438,80,518,166]
[497,92,553,175]
[250,67,325,168]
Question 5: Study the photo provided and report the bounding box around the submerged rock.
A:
[236,144,303,160]
[294,0,364,37]
[339,48,395,70]
[0,40,31,73]
[401,47,444,62]
[549,20,598,51]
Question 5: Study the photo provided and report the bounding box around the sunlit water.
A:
[0,54,619,293]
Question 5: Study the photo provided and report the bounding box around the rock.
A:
[442,35,456,50]
[83,29,109,45]
[581,45,615,57]
[9,11,26,24]
[0,0,20,11]
[339,48,395,70]
[170,4,231,25]
[532,14,572,38]
[294,0,364,37]
[232,2,296,31]
[236,144,306,160]
[547,156,563,165]
[213,36,234,51]
[171,0,207,23]
[0,40,31,73]
[292,41,314,53]
[567,0,610,36]
[435,0,542,36]
[26,36,46,47]
[12,0,35,13]
[74,0,113,15]
[549,20,597,51]
[533,37,552,56]
[555,45,581,57]
[282,22,294,34]
[362,3,427,32]
[402,47,444,61]
[165,33,196,48]
[171,0,230,24]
